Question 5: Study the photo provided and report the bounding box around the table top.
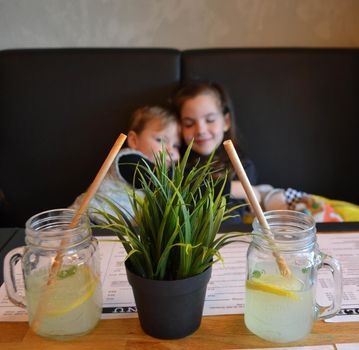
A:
[1,314,358,349]
[1,223,359,349]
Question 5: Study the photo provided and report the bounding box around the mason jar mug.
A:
[3,209,102,340]
[244,210,342,343]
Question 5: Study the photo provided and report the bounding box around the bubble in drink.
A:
[25,265,102,340]
[244,271,315,343]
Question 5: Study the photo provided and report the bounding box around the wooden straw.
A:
[223,140,291,277]
[30,133,127,333]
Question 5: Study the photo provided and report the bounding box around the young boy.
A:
[71,106,180,223]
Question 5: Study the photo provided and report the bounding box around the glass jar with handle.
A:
[3,208,102,340]
[244,210,342,343]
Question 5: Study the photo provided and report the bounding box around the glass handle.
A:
[316,253,342,320]
[3,247,26,308]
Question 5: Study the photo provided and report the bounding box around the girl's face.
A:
[128,118,181,164]
[180,93,230,156]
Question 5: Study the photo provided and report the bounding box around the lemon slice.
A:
[46,267,99,317]
[246,274,301,301]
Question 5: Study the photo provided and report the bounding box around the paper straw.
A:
[31,133,127,333]
[223,139,291,277]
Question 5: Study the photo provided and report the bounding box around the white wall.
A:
[0,0,359,50]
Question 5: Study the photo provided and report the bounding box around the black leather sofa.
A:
[1,48,358,227]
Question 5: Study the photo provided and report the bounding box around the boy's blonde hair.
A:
[128,106,177,134]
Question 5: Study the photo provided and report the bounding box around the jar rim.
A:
[25,208,90,243]
[252,210,316,250]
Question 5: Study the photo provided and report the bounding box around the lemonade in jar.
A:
[244,210,342,343]
[25,264,102,339]
[4,209,102,340]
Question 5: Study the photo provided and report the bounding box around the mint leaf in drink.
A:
[58,266,77,279]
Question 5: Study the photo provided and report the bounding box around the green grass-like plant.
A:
[93,143,251,280]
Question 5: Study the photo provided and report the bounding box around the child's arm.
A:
[230,180,260,201]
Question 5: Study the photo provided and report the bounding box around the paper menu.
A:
[316,234,359,323]
[0,233,359,322]
[97,233,359,321]
[100,237,248,318]
[98,239,137,318]
[335,344,359,350]
[0,236,248,321]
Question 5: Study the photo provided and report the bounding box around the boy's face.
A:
[128,119,181,164]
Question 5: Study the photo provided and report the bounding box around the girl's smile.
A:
[180,94,230,155]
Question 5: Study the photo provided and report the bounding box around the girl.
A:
[171,81,358,223]
[71,105,181,223]
[171,81,259,222]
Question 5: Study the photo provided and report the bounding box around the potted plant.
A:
[94,144,249,339]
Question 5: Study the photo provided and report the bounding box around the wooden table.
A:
[1,224,359,349]
[1,314,359,349]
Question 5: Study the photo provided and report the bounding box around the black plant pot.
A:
[125,262,212,339]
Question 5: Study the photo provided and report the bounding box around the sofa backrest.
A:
[0,49,180,226]
[1,48,358,227]
[182,49,359,205]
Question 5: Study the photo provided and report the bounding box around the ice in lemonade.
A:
[244,266,315,343]
[25,264,102,339]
